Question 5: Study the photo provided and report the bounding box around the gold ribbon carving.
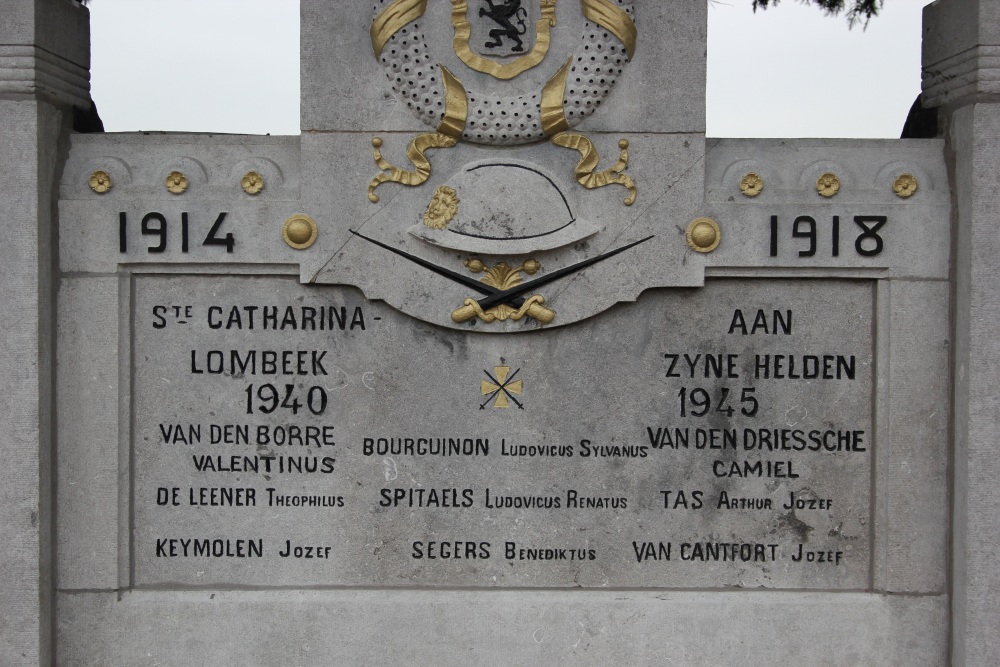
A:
[581,0,636,59]
[371,0,428,57]
[550,133,636,205]
[367,65,467,202]
[438,65,469,138]
[368,132,458,203]
[540,58,573,136]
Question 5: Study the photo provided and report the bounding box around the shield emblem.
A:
[451,0,557,80]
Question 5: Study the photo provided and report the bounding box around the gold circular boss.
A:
[686,217,721,253]
[282,214,318,250]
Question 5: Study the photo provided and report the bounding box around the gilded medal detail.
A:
[481,366,524,409]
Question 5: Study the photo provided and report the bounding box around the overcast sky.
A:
[88,0,935,138]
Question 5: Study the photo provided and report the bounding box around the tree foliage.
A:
[752,0,883,28]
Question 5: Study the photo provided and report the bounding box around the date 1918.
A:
[769,215,886,258]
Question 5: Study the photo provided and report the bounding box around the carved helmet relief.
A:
[354,0,644,330]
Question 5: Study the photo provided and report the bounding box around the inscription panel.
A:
[133,275,872,588]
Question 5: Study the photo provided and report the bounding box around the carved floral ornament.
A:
[367,0,638,205]
[89,170,112,194]
[166,171,188,194]
[739,172,763,197]
[893,173,918,198]
[734,170,921,200]
[816,172,840,198]
[241,171,264,195]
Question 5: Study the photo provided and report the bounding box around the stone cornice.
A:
[923,45,1000,107]
[0,44,89,107]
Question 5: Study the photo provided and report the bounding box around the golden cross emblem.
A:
[481,366,523,409]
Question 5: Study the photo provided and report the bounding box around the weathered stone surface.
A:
[404,159,603,254]
[949,101,1000,667]
[922,0,1000,108]
[876,280,950,594]
[57,590,947,666]
[0,0,90,107]
[0,98,60,667]
[57,277,121,590]
[703,139,950,279]
[0,9,88,664]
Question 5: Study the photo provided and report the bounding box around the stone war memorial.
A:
[2,0,1000,664]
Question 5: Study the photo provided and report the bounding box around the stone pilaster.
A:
[923,0,1000,664]
[0,1,89,664]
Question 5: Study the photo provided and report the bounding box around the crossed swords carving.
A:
[350,229,654,324]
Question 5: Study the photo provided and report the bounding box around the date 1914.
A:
[119,211,235,254]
